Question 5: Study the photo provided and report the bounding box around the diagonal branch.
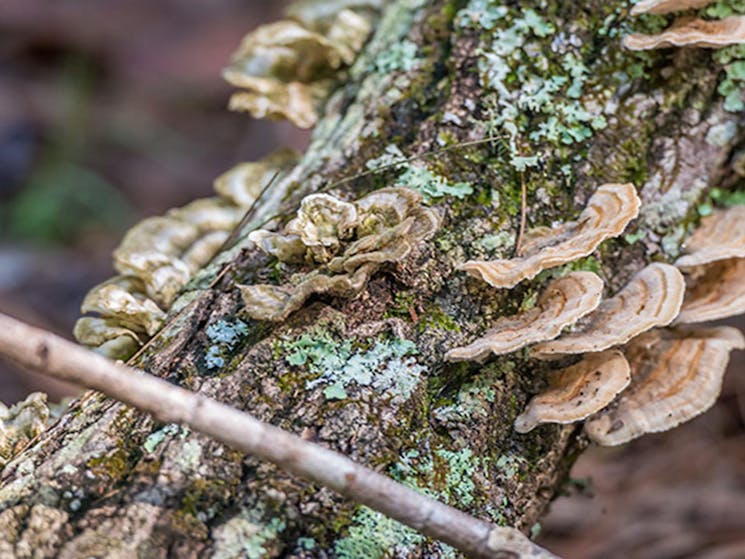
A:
[0,312,558,559]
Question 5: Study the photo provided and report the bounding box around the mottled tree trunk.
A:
[0,0,742,557]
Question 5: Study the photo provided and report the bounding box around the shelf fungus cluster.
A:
[445,272,604,362]
[675,206,745,324]
[625,0,745,50]
[514,351,631,434]
[582,205,745,445]
[585,327,745,445]
[240,187,440,321]
[74,150,300,360]
[0,392,49,468]
[531,263,685,358]
[223,0,383,128]
[74,2,385,360]
[459,183,641,289]
[450,182,745,445]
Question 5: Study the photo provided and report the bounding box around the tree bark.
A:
[0,0,742,557]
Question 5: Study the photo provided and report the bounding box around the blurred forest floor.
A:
[0,2,743,558]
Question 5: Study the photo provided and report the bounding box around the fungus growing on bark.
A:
[584,326,745,446]
[445,272,604,362]
[76,192,248,358]
[0,392,50,468]
[532,263,685,358]
[112,216,200,306]
[624,16,745,50]
[672,206,745,324]
[214,149,299,208]
[676,258,745,324]
[514,350,631,433]
[112,199,243,308]
[675,206,745,269]
[240,188,440,321]
[224,10,373,128]
[80,276,166,337]
[287,194,360,260]
[459,183,640,289]
[73,317,141,360]
[630,0,717,15]
[286,0,384,32]
[167,198,243,234]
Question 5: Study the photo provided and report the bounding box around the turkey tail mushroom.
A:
[630,0,718,15]
[584,327,745,446]
[674,206,745,324]
[514,350,631,434]
[445,272,604,362]
[459,183,640,289]
[532,263,685,358]
[624,16,745,50]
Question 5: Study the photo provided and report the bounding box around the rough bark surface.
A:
[0,0,743,558]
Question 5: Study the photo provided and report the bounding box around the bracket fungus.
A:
[224,7,374,128]
[624,16,745,50]
[676,258,745,324]
[445,272,604,362]
[584,326,745,446]
[286,0,385,32]
[113,198,242,308]
[459,183,640,289]
[514,350,631,434]
[675,206,745,269]
[240,188,440,321]
[0,392,50,468]
[532,263,685,358]
[76,194,247,358]
[673,206,745,323]
[79,276,166,337]
[74,317,142,361]
[630,0,717,15]
[214,149,299,208]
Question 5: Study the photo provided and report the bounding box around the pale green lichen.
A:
[373,39,420,72]
[178,439,203,472]
[705,121,738,146]
[206,319,249,346]
[335,505,424,559]
[711,186,745,206]
[435,448,481,506]
[336,446,484,558]
[143,423,179,454]
[296,536,316,551]
[212,509,286,559]
[461,3,611,172]
[366,145,473,202]
[283,332,424,401]
[624,230,647,245]
[495,453,527,479]
[204,319,249,371]
[396,446,488,507]
[433,363,508,424]
[714,44,745,111]
[476,231,517,254]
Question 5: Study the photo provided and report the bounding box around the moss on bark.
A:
[0,0,743,557]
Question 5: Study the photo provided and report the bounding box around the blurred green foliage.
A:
[2,55,133,244]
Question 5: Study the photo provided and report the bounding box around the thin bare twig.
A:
[320,134,507,193]
[0,312,557,559]
[516,170,528,254]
